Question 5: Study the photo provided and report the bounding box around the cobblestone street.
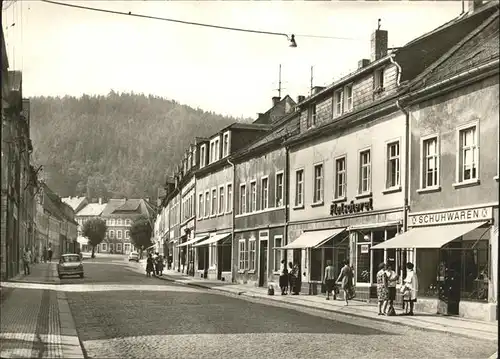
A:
[1,258,497,359]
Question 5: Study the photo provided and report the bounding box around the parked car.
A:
[58,254,84,279]
[128,252,139,262]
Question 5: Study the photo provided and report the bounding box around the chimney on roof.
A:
[272,96,281,107]
[312,86,325,95]
[371,24,388,61]
[358,59,371,69]
[297,95,305,103]
[468,0,483,13]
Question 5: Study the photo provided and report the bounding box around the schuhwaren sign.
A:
[410,207,492,227]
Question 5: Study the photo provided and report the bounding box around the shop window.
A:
[356,240,370,283]
[371,230,385,283]
[460,240,489,301]
[273,236,283,272]
[248,239,256,271]
[310,248,322,281]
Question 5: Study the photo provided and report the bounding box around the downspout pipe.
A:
[227,158,236,283]
[396,99,409,234]
[284,144,290,262]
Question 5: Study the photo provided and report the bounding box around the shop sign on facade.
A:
[409,207,493,227]
[360,244,370,253]
[330,198,373,216]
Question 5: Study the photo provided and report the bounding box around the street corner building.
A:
[153,1,500,323]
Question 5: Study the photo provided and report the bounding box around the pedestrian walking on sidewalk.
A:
[42,246,48,263]
[146,254,154,277]
[336,261,354,306]
[48,244,53,262]
[23,247,32,275]
[279,260,288,295]
[376,262,389,315]
[323,260,336,300]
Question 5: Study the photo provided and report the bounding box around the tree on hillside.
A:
[130,216,153,258]
[82,218,107,259]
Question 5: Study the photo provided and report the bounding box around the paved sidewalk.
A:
[0,263,84,358]
[136,264,498,343]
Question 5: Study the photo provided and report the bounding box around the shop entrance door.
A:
[259,240,268,287]
[441,243,462,315]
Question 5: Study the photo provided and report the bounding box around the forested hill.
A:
[30,92,249,200]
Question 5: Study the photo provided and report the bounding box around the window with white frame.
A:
[218,186,225,214]
[204,191,210,218]
[335,156,346,199]
[261,177,269,210]
[192,147,197,166]
[101,243,107,251]
[222,132,230,157]
[295,169,304,206]
[117,230,122,239]
[124,243,130,252]
[334,89,343,117]
[126,219,131,226]
[109,230,115,239]
[110,219,115,226]
[250,181,257,212]
[276,172,284,207]
[200,145,207,168]
[344,84,353,112]
[117,218,122,226]
[273,235,283,272]
[458,125,479,182]
[307,104,317,128]
[210,137,220,163]
[248,239,256,271]
[240,184,247,214]
[116,243,122,252]
[238,240,247,270]
[211,188,217,215]
[125,230,130,239]
[422,136,439,188]
[313,164,324,203]
[199,193,204,218]
[359,149,371,193]
[226,184,233,212]
[386,141,400,188]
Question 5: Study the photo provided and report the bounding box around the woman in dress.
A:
[376,262,388,315]
[336,261,353,306]
[323,260,336,300]
[403,262,418,316]
[384,262,398,316]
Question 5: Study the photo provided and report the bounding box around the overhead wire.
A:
[39,0,363,42]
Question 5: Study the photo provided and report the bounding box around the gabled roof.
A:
[101,198,156,218]
[62,196,87,212]
[409,10,499,90]
[114,199,141,212]
[76,203,106,217]
[101,199,127,216]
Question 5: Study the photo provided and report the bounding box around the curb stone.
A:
[56,287,85,358]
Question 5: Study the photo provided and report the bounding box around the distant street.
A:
[56,257,496,359]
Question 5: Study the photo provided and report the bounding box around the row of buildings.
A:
[63,196,156,254]
[1,26,80,279]
[155,1,499,321]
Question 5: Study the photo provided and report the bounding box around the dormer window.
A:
[374,68,385,93]
[200,144,207,168]
[222,132,230,157]
[210,137,220,164]
[192,147,197,166]
[334,89,344,117]
[307,104,317,128]
[344,84,353,112]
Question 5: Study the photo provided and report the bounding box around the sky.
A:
[2,1,468,118]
